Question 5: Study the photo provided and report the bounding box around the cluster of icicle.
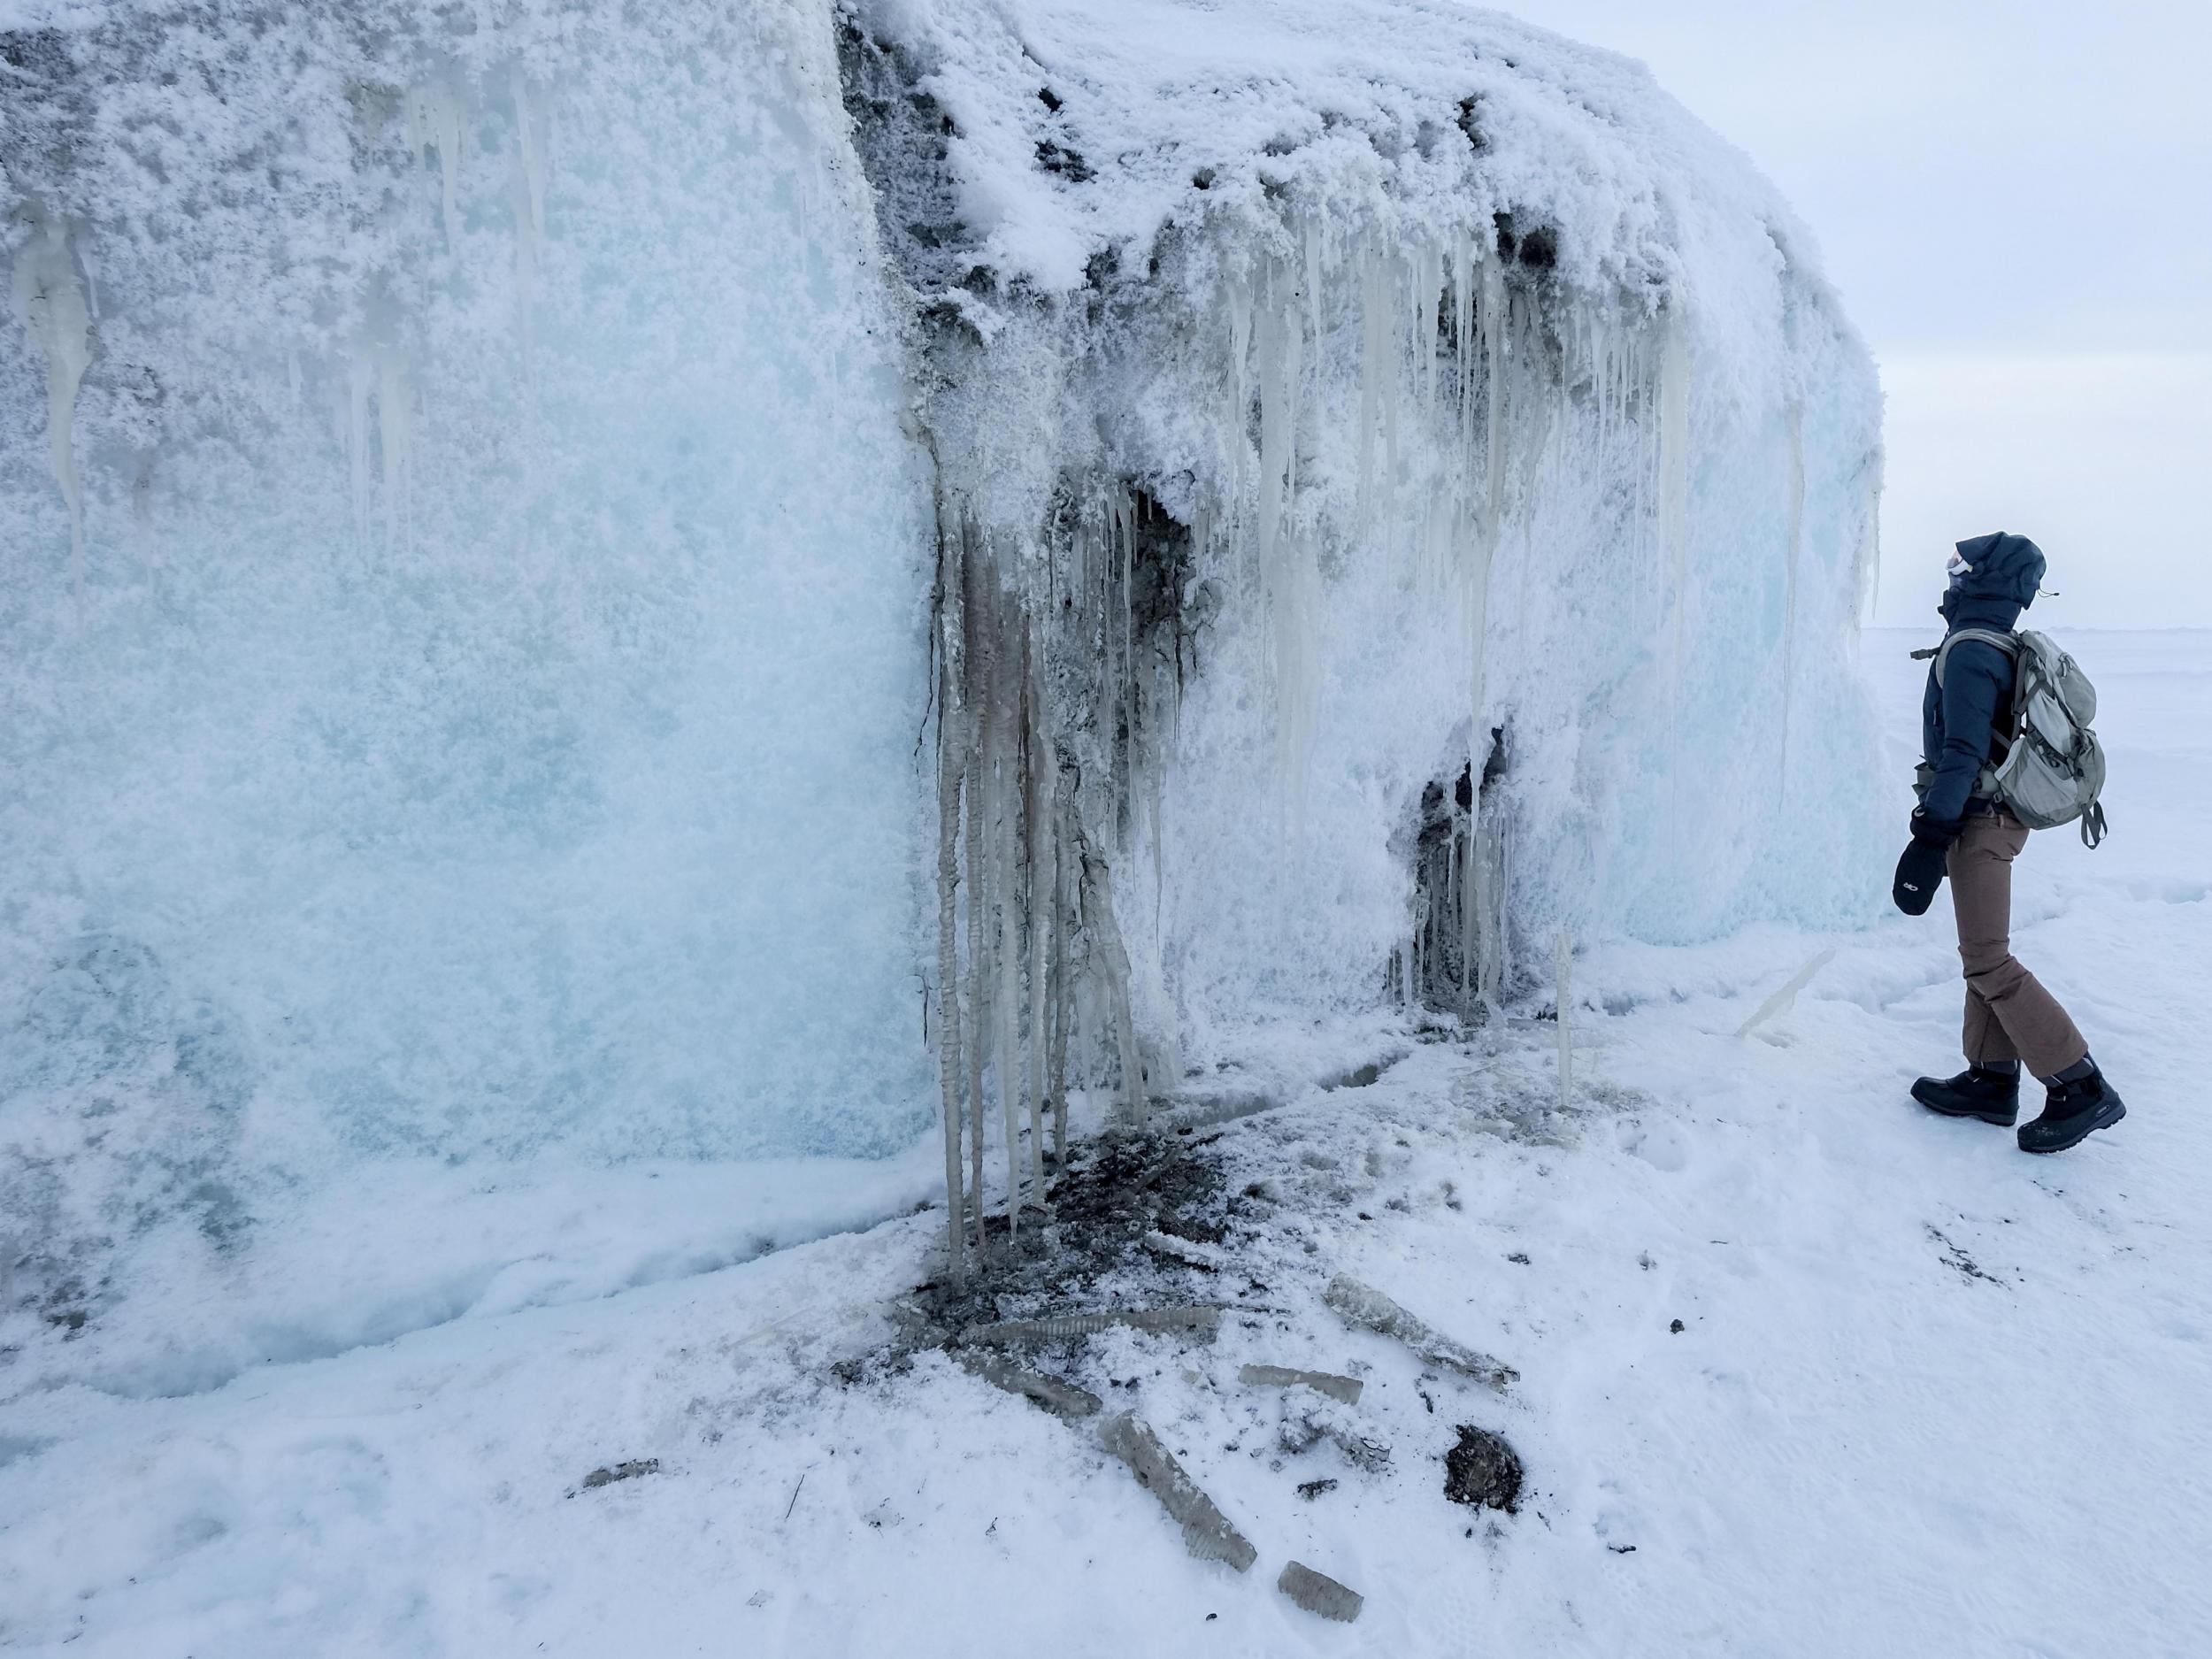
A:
[1208,225,1695,1001]
[917,215,1716,1279]
[929,501,1164,1286]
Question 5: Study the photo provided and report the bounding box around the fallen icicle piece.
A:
[1733,948,1836,1040]
[1237,1363,1363,1405]
[1323,1275,1517,1392]
[1278,1560,1364,1624]
[956,1348,1102,1418]
[11,213,93,594]
[959,1306,1222,1347]
[1144,1230,1230,1269]
[1097,1413,1257,1571]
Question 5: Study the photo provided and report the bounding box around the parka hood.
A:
[1939,531,2047,632]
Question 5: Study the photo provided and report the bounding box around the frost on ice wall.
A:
[0,2,937,1310]
[2,0,1885,1315]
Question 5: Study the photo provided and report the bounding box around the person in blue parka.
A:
[1897,532,2126,1154]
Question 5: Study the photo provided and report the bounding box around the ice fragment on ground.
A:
[959,1306,1222,1346]
[1278,1560,1364,1623]
[1237,1363,1363,1405]
[1145,1230,1230,1269]
[1096,1413,1256,1571]
[1324,1275,1517,1391]
[956,1349,1102,1418]
[1734,949,1838,1039]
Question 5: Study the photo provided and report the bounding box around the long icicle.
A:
[994,595,1023,1240]
[933,525,968,1288]
[1079,829,1148,1125]
[962,526,992,1256]
[1554,927,1573,1112]
[1049,792,1072,1169]
[1023,623,1051,1208]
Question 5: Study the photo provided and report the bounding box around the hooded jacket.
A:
[1919,532,2047,823]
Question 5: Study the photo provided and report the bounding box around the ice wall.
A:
[1,3,935,1311]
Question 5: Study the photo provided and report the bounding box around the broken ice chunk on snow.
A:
[1279,1560,1364,1623]
[1237,1363,1363,1404]
[1097,1413,1256,1571]
[956,1348,1102,1418]
[959,1305,1222,1346]
[1323,1275,1517,1390]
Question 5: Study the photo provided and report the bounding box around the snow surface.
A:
[3,628,2207,1654]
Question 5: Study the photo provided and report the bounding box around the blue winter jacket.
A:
[1918,532,2047,823]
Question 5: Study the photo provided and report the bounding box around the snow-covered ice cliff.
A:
[2,0,1883,1331]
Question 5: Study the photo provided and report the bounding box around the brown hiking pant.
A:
[1947,809,2089,1079]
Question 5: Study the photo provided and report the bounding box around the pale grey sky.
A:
[1498,0,2212,628]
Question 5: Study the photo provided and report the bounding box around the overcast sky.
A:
[1497,0,2212,628]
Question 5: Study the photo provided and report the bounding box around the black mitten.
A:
[1892,836,1947,916]
[1909,805,1963,848]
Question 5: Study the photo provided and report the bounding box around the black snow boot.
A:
[2017,1070,2127,1155]
[1910,1066,2021,1127]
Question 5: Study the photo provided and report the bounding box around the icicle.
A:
[1225,272,1254,519]
[1302,214,1325,373]
[1778,398,1806,795]
[1382,255,1401,511]
[1414,240,1445,420]
[1356,249,1385,538]
[1479,256,1507,565]
[376,347,411,549]
[1453,229,1476,426]
[511,75,549,373]
[1858,471,1884,628]
[995,674,1022,1237]
[12,214,93,600]
[1079,834,1148,1124]
[1459,816,1477,1012]
[1553,928,1573,1111]
[1049,795,1073,1168]
[347,345,374,549]
[962,532,992,1254]
[1657,301,1694,703]
[1256,269,1318,820]
[1469,798,1508,1012]
[1023,631,1052,1207]
[404,85,464,247]
[934,535,968,1288]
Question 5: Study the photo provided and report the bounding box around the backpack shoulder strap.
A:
[1933,627,2018,688]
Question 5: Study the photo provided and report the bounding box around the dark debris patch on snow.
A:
[1926,1224,2011,1287]
[577,1458,660,1493]
[913,1126,1235,1340]
[1442,1425,1523,1513]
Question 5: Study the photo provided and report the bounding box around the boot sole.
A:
[1909,1083,2018,1127]
[2019,1099,2126,1155]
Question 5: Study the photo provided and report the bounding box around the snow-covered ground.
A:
[4,626,2208,1655]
